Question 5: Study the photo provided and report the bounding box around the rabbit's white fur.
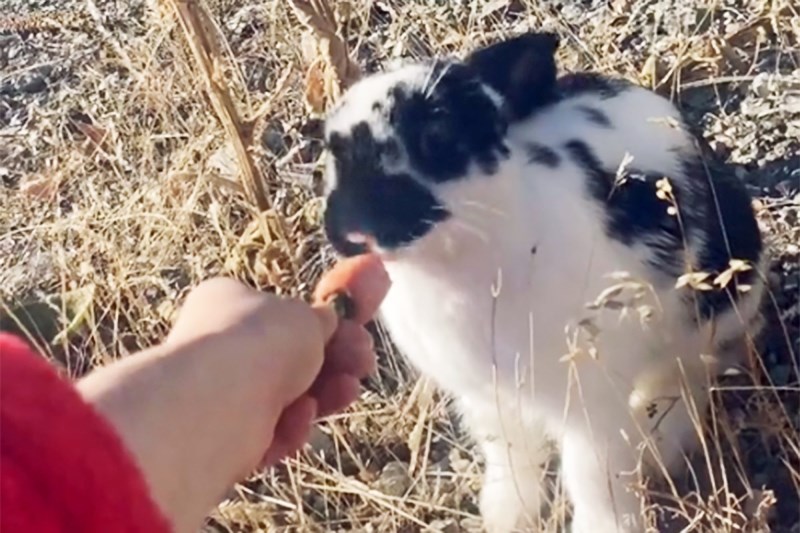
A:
[322,36,765,533]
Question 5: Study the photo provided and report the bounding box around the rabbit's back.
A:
[377,73,765,422]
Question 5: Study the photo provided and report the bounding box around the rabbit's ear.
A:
[465,32,560,122]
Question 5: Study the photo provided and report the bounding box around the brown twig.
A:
[165,0,270,212]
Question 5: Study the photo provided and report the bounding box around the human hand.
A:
[77,254,391,533]
[165,253,390,467]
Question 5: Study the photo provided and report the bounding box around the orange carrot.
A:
[314,254,391,324]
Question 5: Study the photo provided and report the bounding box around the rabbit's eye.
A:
[419,116,454,158]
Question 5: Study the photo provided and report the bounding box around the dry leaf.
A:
[728,259,752,272]
[607,271,634,281]
[676,271,711,290]
[239,214,275,248]
[594,284,626,304]
[289,0,362,112]
[713,259,753,288]
[479,0,510,19]
[156,299,177,324]
[73,120,110,152]
[20,174,60,201]
[713,269,735,288]
[406,377,435,476]
[640,55,658,87]
[207,142,239,182]
[304,57,329,113]
[53,284,96,344]
[254,249,277,287]
[613,152,635,188]
[300,30,320,65]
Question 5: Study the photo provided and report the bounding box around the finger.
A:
[321,321,376,378]
[311,374,362,418]
[312,305,339,343]
[314,254,391,324]
[261,396,317,466]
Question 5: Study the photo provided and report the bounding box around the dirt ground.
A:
[1,1,798,532]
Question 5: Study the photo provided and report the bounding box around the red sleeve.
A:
[0,333,172,533]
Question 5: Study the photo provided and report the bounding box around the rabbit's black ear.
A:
[465,32,560,122]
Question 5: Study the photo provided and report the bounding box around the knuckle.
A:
[193,276,241,296]
[281,297,315,322]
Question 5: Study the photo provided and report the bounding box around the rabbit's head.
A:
[322,32,560,259]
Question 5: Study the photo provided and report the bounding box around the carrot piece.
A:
[314,254,391,325]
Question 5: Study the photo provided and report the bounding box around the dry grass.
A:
[1,0,798,531]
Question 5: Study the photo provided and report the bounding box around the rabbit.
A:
[320,31,766,533]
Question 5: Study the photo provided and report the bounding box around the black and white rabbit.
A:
[321,32,765,533]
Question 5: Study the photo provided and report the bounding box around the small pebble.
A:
[426,519,459,533]
[374,460,411,497]
[18,74,48,94]
[261,122,287,157]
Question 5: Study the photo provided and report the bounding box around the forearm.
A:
[76,335,282,533]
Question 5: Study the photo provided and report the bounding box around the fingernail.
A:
[327,291,357,321]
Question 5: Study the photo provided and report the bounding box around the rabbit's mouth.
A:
[341,232,404,263]
[345,231,374,245]
[328,222,432,262]
[344,232,378,253]
[322,171,450,260]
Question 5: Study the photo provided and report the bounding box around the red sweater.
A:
[0,333,171,533]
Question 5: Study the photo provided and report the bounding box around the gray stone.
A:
[374,460,411,497]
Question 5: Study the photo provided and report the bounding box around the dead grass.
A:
[0,0,798,531]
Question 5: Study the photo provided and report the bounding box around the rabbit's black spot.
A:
[327,132,347,156]
[323,121,450,255]
[558,73,631,100]
[564,139,684,277]
[565,137,763,319]
[350,122,376,160]
[525,143,561,168]
[324,173,449,257]
[677,154,762,319]
[563,139,606,188]
[390,62,510,183]
[382,138,401,164]
[576,105,612,128]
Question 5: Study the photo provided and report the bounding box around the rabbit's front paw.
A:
[479,464,543,533]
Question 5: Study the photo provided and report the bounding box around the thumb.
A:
[312,304,339,344]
